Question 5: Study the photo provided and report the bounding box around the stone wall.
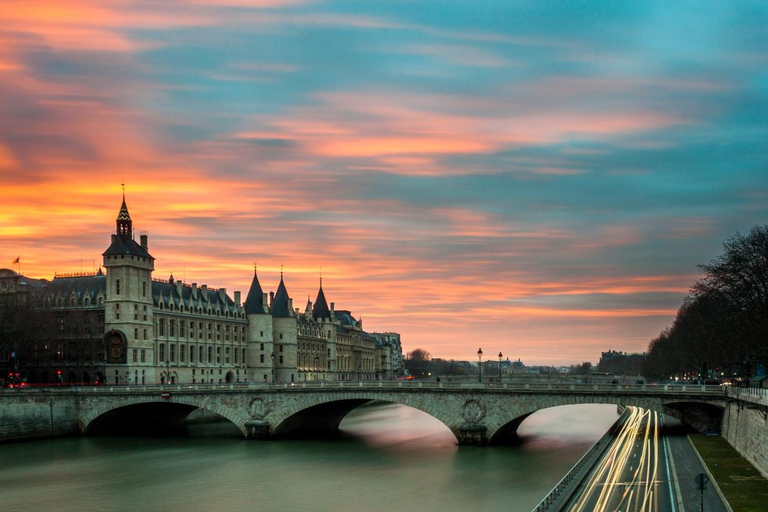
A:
[0,391,80,441]
[721,392,768,478]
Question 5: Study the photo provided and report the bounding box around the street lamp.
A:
[270,352,275,383]
[477,348,483,383]
[165,359,170,385]
[498,351,503,381]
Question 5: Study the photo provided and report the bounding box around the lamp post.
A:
[270,352,275,383]
[498,351,503,382]
[477,348,483,383]
[165,359,170,385]
[315,356,319,381]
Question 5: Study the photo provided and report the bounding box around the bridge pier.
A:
[244,420,271,440]
[457,424,488,446]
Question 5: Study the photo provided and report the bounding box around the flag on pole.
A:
[13,256,20,264]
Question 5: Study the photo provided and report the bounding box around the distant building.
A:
[0,194,402,385]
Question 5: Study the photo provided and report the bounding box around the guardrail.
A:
[1,381,728,394]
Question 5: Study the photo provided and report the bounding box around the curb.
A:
[687,435,734,512]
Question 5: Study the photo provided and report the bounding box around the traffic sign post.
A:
[694,473,709,512]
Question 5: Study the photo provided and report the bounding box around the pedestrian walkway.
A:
[664,420,730,512]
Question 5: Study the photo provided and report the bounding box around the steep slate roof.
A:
[244,270,266,314]
[102,235,153,259]
[312,281,331,320]
[270,277,292,317]
[151,281,242,316]
[45,275,106,303]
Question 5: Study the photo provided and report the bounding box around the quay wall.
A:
[722,389,768,478]
[0,391,80,441]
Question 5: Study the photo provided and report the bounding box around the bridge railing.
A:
[3,381,729,395]
[726,385,768,405]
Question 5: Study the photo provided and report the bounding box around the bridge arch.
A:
[265,391,465,442]
[79,395,246,436]
[485,395,725,444]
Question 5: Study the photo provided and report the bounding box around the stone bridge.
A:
[74,381,728,445]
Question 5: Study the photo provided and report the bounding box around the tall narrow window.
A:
[116,279,120,295]
[142,281,146,297]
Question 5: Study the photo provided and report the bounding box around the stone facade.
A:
[0,195,402,386]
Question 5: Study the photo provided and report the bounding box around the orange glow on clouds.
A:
[2,0,759,364]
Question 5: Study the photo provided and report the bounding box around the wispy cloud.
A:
[1,1,767,364]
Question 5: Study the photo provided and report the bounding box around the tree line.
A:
[643,225,768,380]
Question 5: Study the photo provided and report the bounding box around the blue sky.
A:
[1,0,766,363]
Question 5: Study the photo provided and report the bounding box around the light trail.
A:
[568,406,669,512]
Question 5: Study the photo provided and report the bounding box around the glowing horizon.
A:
[2,1,766,365]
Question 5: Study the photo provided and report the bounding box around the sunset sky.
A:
[1,1,767,365]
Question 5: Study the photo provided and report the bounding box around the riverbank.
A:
[690,434,768,512]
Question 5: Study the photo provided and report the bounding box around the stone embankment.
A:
[722,387,768,478]
[0,390,80,441]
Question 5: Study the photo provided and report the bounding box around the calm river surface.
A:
[0,403,618,511]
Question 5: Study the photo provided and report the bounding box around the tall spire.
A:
[312,276,331,320]
[116,188,132,237]
[244,265,265,314]
[271,273,292,317]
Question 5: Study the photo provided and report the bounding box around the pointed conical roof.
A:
[244,269,266,314]
[115,192,133,237]
[270,276,292,317]
[312,279,331,320]
[103,193,153,259]
[116,195,131,222]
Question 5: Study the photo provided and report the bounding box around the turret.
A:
[270,271,297,383]
[245,267,274,382]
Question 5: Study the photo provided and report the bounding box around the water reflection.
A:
[0,403,618,512]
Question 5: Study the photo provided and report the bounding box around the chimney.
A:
[111,234,116,243]
[262,292,268,312]
[201,284,207,294]
[234,291,241,306]
[176,280,182,297]
[330,302,335,318]
[192,283,198,299]
[288,298,293,313]
[269,291,274,305]
[218,289,226,303]
[140,234,148,250]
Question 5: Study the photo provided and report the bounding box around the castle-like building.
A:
[0,196,403,386]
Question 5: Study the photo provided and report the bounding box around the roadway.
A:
[565,406,676,512]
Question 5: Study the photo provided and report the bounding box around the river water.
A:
[0,403,618,511]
